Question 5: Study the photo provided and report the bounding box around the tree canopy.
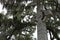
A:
[0,0,37,40]
[39,0,60,40]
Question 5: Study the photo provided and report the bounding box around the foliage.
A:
[40,0,60,40]
[0,0,36,40]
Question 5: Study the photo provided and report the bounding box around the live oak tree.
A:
[0,0,60,40]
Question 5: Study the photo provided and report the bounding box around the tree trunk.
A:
[37,0,48,40]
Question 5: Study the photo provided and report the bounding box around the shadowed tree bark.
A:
[37,0,48,40]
